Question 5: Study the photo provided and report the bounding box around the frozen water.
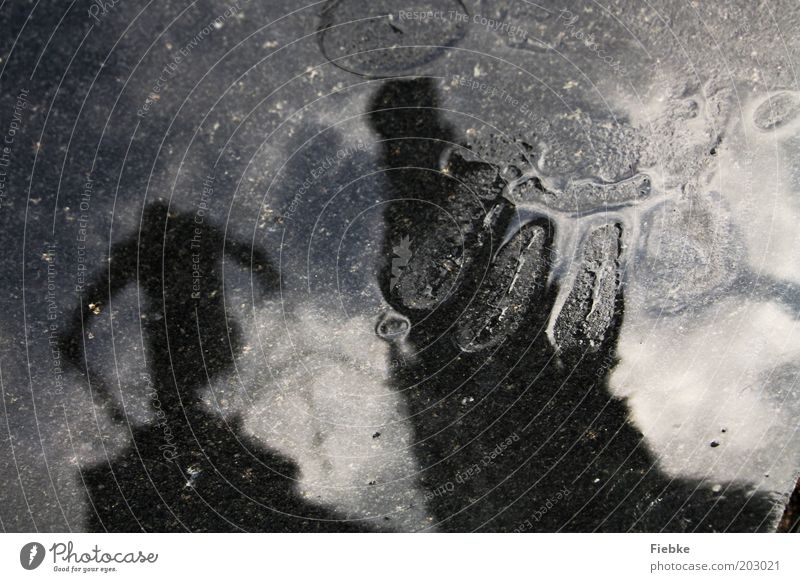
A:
[608,86,800,489]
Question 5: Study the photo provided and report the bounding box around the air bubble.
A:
[376,311,410,341]
[318,0,468,78]
[753,91,800,131]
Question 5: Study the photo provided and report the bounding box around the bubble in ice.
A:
[552,223,623,353]
[318,0,468,78]
[752,91,800,132]
[454,220,551,353]
[636,190,742,315]
[509,172,652,214]
[376,311,410,341]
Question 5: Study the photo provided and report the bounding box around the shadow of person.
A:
[369,78,778,532]
[61,201,368,532]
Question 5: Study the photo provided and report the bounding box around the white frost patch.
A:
[610,298,800,485]
[204,295,430,531]
[610,88,800,492]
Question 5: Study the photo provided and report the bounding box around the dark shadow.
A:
[369,79,778,532]
[58,78,781,532]
[61,202,368,532]
[778,478,800,532]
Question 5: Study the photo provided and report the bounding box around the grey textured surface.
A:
[0,0,798,532]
